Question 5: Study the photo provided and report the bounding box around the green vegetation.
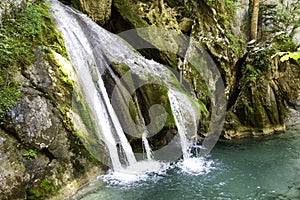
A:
[245,33,297,83]
[45,53,74,93]
[22,149,38,160]
[244,48,273,83]
[273,34,297,52]
[271,34,299,64]
[0,82,21,119]
[0,1,67,119]
[276,51,300,62]
[114,0,148,28]
[27,178,59,199]
[245,64,262,82]
[206,0,236,19]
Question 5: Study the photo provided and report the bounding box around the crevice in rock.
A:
[227,52,248,110]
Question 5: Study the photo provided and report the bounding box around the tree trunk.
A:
[250,0,260,40]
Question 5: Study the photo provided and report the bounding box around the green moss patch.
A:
[27,178,59,200]
[0,1,67,119]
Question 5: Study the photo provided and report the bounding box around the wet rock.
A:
[70,0,112,25]
[24,48,57,93]
[4,88,58,151]
[286,95,300,127]
[224,51,300,139]
[0,129,29,200]
[179,18,193,33]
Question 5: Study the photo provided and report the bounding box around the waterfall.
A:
[142,128,153,161]
[168,89,198,160]
[49,0,136,169]
[49,0,200,171]
[168,90,190,159]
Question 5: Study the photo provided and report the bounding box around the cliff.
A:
[0,0,299,199]
[0,1,104,199]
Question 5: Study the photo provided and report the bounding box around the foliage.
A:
[0,1,67,120]
[206,0,215,4]
[271,33,299,63]
[27,178,59,199]
[0,80,21,119]
[245,64,262,82]
[273,34,297,52]
[273,51,300,62]
[244,50,272,83]
[22,149,38,159]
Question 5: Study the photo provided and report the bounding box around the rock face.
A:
[0,2,104,195]
[0,0,299,198]
[0,129,29,199]
[232,0,249,39]
[67,0,112,25]
[105,0,300,138]
[225,50,300,138]
[0,48,104,199]
[286,95,300,127]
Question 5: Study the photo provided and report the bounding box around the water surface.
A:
[73,125,300,199]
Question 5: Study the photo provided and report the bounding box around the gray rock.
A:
[0,129,29,199]
[4,88,57,150]
[292,27,300,46]
[71,0,112,25]
[286,95,300,127]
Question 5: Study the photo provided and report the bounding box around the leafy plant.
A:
[273,51,300,62]
[23,149,38,159]
[246,64,262,82]
[274,34,297,52]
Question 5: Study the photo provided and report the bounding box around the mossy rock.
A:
[27,178,59,200]
[113,0,148,28]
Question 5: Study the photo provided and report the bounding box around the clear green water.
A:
[73,125,300,199]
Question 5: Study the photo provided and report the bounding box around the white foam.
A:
[100,160,169,185]
[177,157,214,176]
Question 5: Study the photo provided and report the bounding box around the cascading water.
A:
[49,0,136,170]
[142,127,153,161]
[168,90,190,159]
[49,0,201,176]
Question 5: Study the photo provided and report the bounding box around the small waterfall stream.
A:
[142,128,153,161]
[49,0,200,172]
[168,90,191,160]
[49,0,137,170]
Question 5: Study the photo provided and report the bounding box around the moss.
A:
[68,129,101,167]
[0,1,68,120]
[110,62,130,76]
[244,49,274,83]
[113,0,148,28]
[72,94,94,132]
[273,34,297,52]
[46,53,74,93]
[0,82,21,119]
[27,178,59,200]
